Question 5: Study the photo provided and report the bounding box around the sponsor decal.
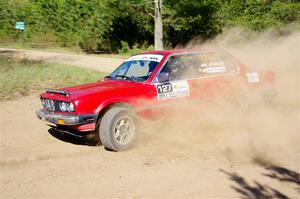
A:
[199,66,226,74]
[246,72,260,83]
[199,62,226,74]
[126,54,164,62]
[156,80,190,100]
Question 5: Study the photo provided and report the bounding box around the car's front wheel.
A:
[99,107,137,151]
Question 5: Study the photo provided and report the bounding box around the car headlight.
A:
[58,101,75,112]
[41,98,46,108]
[44,99,55,111]
[68,102,75,112]
[59,102,67,112]
[45,99,51,109]
[50,100,55,111]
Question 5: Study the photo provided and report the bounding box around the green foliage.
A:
[0,0,29,39]
[164,0,222,47]
[119,41,130,54]
[118,41,154,55]
[0,0,299,51]
[0,55,106,101]
[107,0,154,51]
[219,0,300,31]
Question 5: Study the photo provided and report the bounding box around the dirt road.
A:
[0,94,299,199]
[0,45,299,198]
[0,48,124,73]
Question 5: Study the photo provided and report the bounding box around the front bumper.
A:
[35,109,97,126]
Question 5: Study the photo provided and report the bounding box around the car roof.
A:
[139,49,216,56]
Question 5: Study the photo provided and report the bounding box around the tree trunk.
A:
[154,0,163,50]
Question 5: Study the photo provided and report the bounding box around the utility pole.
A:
[154,0,163,50]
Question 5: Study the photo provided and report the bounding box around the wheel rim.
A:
[114,116,135,145]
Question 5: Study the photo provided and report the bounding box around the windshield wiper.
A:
[115,75,134,81]
[105,74,135,81]
[104,75,113,79]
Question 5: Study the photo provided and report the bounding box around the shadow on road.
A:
[0,49,15,54]
[220,169,290,199]
[264,166,300,186]
[48,127,99,146]
[0,50,20,58]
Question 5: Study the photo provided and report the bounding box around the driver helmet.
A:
[167,58,181,73]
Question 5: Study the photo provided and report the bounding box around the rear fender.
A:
[245,70,276,86]
[259,70,276,84]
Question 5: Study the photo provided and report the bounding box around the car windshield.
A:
[107,54,164,82]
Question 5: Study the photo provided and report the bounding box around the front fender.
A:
[95,97,134,114]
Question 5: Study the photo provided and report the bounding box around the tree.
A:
[219,0,300,31]
[107,0,154,51]
[154,0,163,50]
[163,0,222,47]
[1,0,299,51]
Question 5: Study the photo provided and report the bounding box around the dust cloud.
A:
[138,28,300,170]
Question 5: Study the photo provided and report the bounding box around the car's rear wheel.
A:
[99,107,137,151]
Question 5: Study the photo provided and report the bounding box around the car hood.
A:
[59,79,139,99]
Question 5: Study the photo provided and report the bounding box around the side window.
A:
[222,55,239,73]
[154,55,192,83]
[153,53,239,83]
[198,54,226,75]
[153,57,175,83]
[197,53,238,76]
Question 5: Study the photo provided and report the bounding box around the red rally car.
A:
[36,49,276,151]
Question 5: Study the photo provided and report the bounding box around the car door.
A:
[141,52,242,118]
[187,52,241,103]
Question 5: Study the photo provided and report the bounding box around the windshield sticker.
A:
[126,54,164,62]
[246,72,260,83]
[156,80,189,100]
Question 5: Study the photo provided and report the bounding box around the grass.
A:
[0,55,107,101]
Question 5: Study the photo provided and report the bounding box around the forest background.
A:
[0,0,299,53]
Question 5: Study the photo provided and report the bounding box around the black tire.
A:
[99,107,138,151]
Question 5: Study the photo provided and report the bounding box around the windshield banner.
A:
[126,54,164,62]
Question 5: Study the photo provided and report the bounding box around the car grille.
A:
[42,98,60,112]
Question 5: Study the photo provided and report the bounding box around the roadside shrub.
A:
[27,32,61,49]
[118,41,130,54]
[118,42,155,55]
